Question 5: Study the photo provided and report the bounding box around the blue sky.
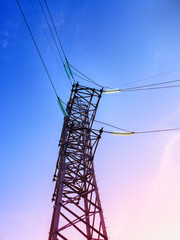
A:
[1,0,180,239]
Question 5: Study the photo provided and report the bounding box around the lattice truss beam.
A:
[49,83,108,240]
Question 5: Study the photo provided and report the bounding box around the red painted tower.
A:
[49,83,108,240]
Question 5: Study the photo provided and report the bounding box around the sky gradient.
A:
[1,0,180,239]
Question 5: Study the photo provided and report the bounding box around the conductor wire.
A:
[16,0,59,98]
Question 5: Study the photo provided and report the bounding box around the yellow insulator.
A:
[103,89,121,94]
[112,131,135,136]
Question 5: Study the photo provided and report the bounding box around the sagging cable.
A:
[103,128,180,135]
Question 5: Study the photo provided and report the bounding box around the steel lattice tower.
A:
[49,83,108,240]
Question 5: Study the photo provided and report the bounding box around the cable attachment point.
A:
[57,96,67,116]
[103,89,121,94]
[112,131,135,136]
[65,58,74,79]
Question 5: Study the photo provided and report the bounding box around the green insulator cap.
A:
[64,64,70,80]
[66,59,73,78]
[57,97,67,116]
[103,89,121,94]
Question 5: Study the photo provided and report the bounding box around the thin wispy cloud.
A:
[4,30,8,37]
[3,41,8,48]
[0,30,8,49]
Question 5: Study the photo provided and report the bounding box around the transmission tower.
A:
[49,83,108,240]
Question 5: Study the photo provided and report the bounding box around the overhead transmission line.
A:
[121,79,180,91]
[40,1,180,91]
[94,119,130,132]
[103,79,180,94]
[38,1,64,64]
[32,1,180,91]
[16,0,180,135]
[121,85,180,93]
[43,0,75,84]
[135,128,180,134]
[31,1,180,92]
[69,62,180,94]
[38,0,74,85]
[44,0,66,59]
[120,69,180,87]
[16,0,58,98]
[103,128,180,135]
[16,0,67,116]
[94,120,180,136]
[41,0,100,88]
[70,63,111,89]
[68,61,180,93]
[30,0,71,89]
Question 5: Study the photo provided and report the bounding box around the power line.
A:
[39,0,74,85]
[121,85,180,92]
[95,119,180,136]
[122,79,180,91]
[16,0,59,98]
[30,0,71,89]
[37,1,180,91]
[70,63,111,89]
[120,69,180,87]
[38,0,64,65]
[70,63,180,92]
[103,82,180,94]
[38,0,73,86]
[136,128,180,134]
[94,119,131,132]
[43,0,75,84]
[44,0,66,60]
[17,0,180,112]
[103,79,180,94]
[103,128,180,135]
[73,72,100,85]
